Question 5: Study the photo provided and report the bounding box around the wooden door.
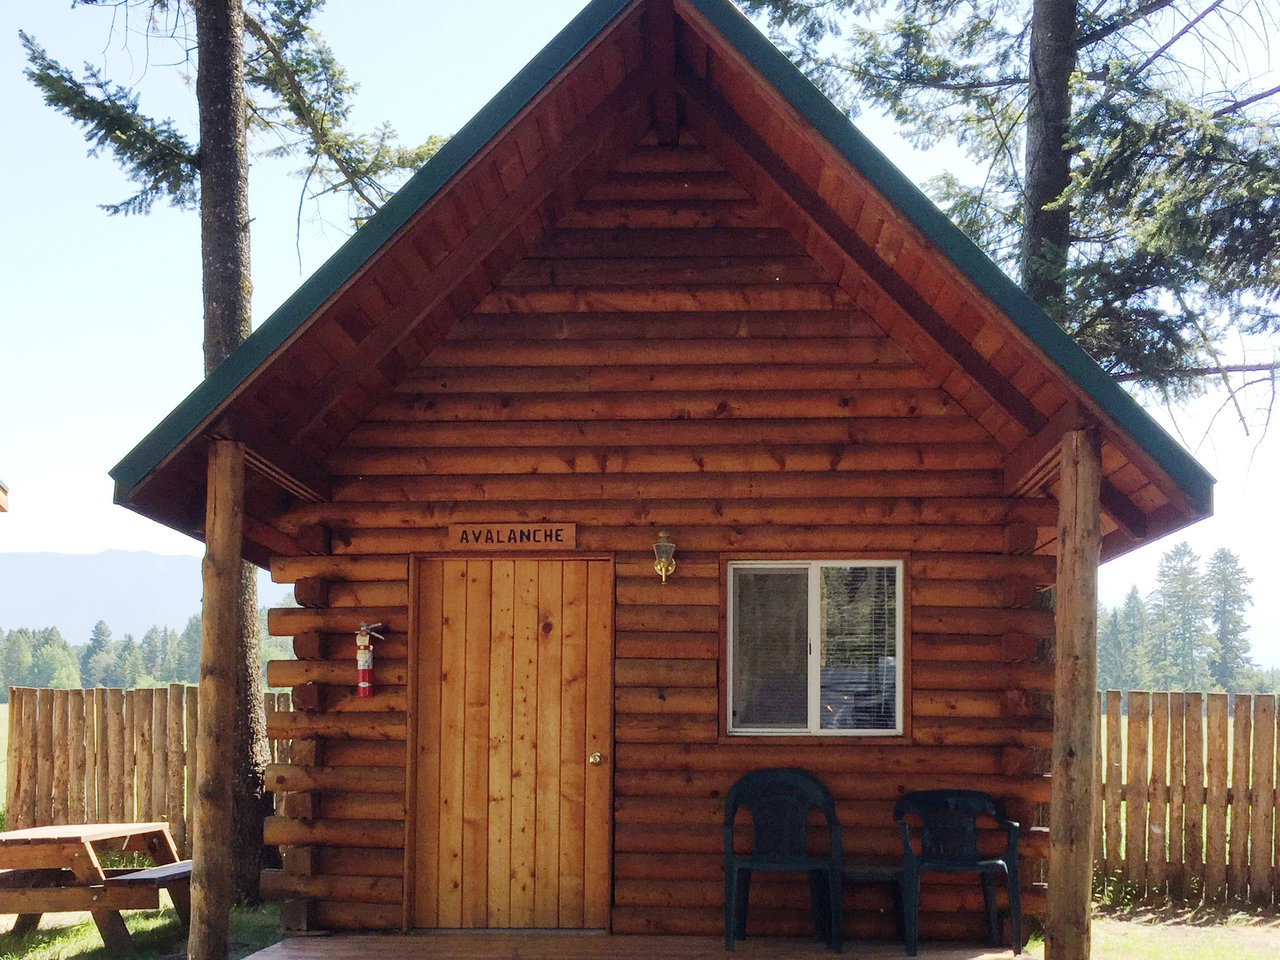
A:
[409,558,613,929]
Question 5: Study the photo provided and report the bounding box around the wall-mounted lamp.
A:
[653,530,676,583]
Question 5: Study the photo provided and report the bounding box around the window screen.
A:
[728,560,902,735]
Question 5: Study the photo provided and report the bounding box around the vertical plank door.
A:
[411,558,613,929]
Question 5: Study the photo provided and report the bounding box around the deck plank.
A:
[243,932,1029,960]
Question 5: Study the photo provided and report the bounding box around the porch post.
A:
[189,439,244,960]
[1047,428,1101,960]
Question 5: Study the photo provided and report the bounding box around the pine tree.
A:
[1,629,36,691]
[114,635,145,689]
[21,0,443,228]
[30,644,82,688]
[141,625,166,678]
[1096,608,1122,691]
[80,620,116,684]
[161,627,182,682]
[743,1,1280,397]
[1147,541,1212,690]
[178,615,203,683]
[1205,547,1254,691]
[1115,587,1150,691]
[1097,585,1147,692]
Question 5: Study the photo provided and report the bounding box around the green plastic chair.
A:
[894,789,1021,956]
[723,768,843,952]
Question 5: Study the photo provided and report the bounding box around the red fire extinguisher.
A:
[356,622,383,698]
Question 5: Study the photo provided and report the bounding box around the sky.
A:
[1,1,1277,667]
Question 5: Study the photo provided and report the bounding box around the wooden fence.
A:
[1097,691,1278,904]
[5,686,1278,903]
[4,685,291,854]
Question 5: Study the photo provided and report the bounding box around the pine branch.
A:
[1131,0,1227,77]
[1213,83,1280,118]
[1076,0,1178,50]
[20,30,199,215]
[242,11,383,212]
[1112,361,1280,382]
[1180,288,1251,431]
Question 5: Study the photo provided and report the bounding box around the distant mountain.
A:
[0,551,290,645]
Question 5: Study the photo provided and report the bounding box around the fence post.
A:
[168,684,187,851]
[1125,691,1150,893]
[1248,695,1275,902]
[5,691,16,818]
[1229,695,1253,899]
[1167,692,1185,898]
[186,685,199,851]
[14,689,38,829]
[1182,692,1204,896]
[153,687,168,824]
[1094,691,1104,873]
[1103,691,1122,879]
[107,688,125,821]
[52,689,70,825]
[95,688,109,821]
[1204,693,1229,899]
[35,688,54,825]
[1147,692,1169,894]
[68,690,86,824]
[123,689,136,821]
[132,689,148,820]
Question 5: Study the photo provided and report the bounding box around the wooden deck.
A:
[244,932,1036,960]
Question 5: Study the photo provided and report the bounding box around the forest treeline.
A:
[1097,543,1279,694]
[0,601,295,702]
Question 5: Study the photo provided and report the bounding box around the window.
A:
[727,560,903,736]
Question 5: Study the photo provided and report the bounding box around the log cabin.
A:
[111,0,1213,952]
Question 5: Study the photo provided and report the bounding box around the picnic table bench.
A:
[0,822,191,952]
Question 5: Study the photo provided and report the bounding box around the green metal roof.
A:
[113,0,1212,515]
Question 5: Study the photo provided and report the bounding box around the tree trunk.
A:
[190,440,245,960]
[1021,0,1077,308]
[1047,429,1101,960]
[192,0,269,924]
[197,0,252,375]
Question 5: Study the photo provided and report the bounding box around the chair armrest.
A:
[896,819,918,863]
[1002,819,1020,860]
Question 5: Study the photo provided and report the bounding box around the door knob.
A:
[588,752,603,765]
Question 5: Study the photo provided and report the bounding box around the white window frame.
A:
[726,559,904,737]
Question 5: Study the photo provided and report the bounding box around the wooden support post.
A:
[1047,429,1101,960]
[190,439,245,960]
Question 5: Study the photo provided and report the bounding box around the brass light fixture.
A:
[653,530,676,583]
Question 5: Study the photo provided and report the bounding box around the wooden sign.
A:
[448,523,576,551]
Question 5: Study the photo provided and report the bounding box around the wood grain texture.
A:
[406,559,612,930]
[255,122,1075,937]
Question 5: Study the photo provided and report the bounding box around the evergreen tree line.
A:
[1098,543,1280,695]
[0,605,294,703]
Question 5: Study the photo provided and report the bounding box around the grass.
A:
[1091,904,1280,959]
[0,901,283,960]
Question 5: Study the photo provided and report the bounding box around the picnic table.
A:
[0,821,192,952]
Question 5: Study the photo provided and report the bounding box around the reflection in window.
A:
[728,561,902,735]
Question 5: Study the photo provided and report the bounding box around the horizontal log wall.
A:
[260,128,1055,941]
